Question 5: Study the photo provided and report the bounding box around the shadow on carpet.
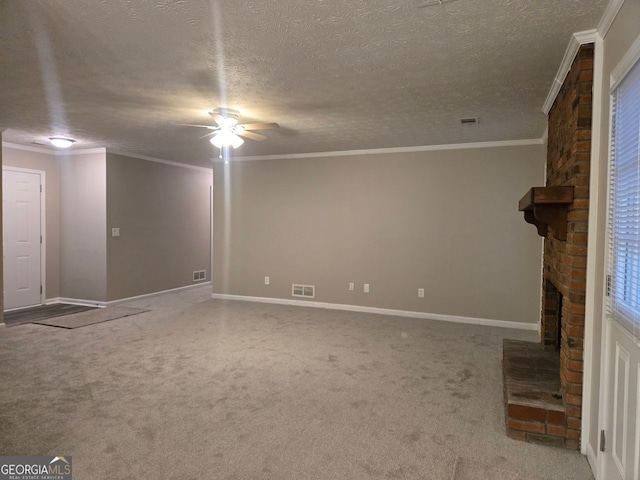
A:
[4,304,98,327]
[33,306,148,329]
[452,458,549,480]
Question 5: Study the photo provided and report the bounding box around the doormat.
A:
[4,304,98,327]
[33,306,148,329]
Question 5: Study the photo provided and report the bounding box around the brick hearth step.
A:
[502,339,574,449]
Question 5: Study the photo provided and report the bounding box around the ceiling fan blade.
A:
[178,123,218,129]
[238,122,279,131]
[199,131,218,140]
[237,130,267,141]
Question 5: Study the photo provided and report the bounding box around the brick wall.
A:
[542,43,593,449]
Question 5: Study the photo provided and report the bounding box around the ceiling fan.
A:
[182,108,279,149]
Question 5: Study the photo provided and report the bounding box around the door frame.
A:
[596,34,640,479]
[2,166,46,310]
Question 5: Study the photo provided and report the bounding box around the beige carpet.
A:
[33,306,148,329]
[0,287,594,480]
[452,457,548,480]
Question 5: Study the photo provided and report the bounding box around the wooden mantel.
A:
[519,186,574,241]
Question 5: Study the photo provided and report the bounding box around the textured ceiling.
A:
[0,0,607,167]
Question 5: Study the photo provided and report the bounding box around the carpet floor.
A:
[0,286,594,480]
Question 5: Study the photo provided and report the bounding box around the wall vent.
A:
[292,284,315,298]
[193,270,206,282]
[460,117,478,125]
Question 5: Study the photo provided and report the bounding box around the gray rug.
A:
[33,306,148,329]
[4,304,97,327]
[452,458,548,480]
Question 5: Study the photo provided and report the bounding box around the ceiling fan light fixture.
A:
[210,130,244,149]
[49,137,75,148]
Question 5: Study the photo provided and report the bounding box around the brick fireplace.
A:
[504,44,593,450]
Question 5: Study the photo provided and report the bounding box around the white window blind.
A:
[608,58,640,343]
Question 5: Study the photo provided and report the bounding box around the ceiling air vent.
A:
[460,117,478,125]
[292,284,315,299]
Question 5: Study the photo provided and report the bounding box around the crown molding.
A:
[218,138,544,163]
[542,29,597,114]
[598,0,625,39]
[56,147,106,156]
[2,142,54,154]
[107,149,212,173]
[610,32,640,91]
[2,142,106,156]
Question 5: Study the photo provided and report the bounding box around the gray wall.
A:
[106,153,212,301]
[2,146,61,298]
[587,0,640,458]
[59,151,107,301]
[213,144,545,324]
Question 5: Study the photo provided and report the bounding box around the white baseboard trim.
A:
[45,282,212,308]
[47,297,107,308]
[107,282,212,305]
[210,293,539,331]
[586,442,598,477]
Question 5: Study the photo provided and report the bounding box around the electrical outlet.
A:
[418,288,425,298]
[265,276,270,285]
[364,283,370,293]
[349,282,354,291]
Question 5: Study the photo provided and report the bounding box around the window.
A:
[609,57,640,342]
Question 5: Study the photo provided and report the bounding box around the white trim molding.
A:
[2,142,56,154]
[598,0,625,39]
[2,142,106,156]
[55,147,106,156]
[610,32,640,91]
[210,293,540,332]
[586,442,598,474]
[107,281,212,305]
[543,29,598,114]
[582,31,605,458]
[45,282,212,308]
[46,297,107,308]
[107,149,212,173]
[221,138,544,163]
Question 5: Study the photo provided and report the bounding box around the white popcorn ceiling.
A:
[0,0,606,167]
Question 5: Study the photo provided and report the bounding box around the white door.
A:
[3,169,43,310]
[602,321,639,480]
[602,55,640,480]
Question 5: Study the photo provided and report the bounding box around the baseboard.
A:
[586,442,598,478]
[107,282,211,305]
[47,297,107,308]
[210,293,539,331]
[45,282,211,308]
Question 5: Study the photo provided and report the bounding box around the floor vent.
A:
[292,284,315,298]
[193,270,206,282]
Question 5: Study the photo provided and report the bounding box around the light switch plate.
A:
[112,227,120,237]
